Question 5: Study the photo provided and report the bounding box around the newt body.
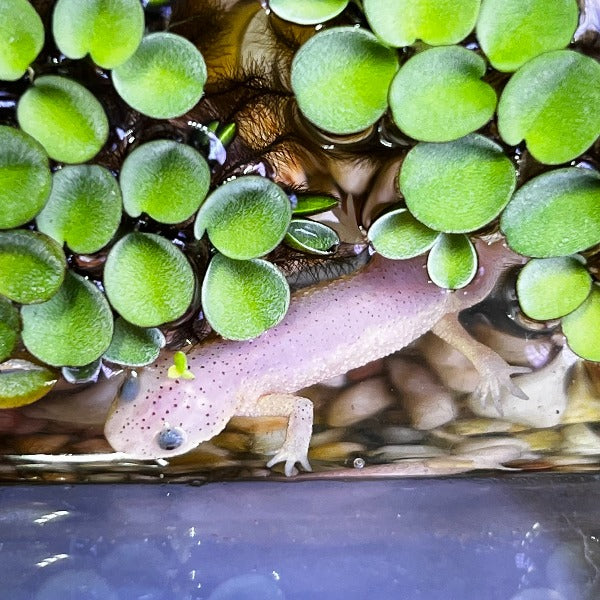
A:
[105,239,527,475]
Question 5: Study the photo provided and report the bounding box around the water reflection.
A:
[1,478,600,599]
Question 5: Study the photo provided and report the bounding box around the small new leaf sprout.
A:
[368,208,439,260]
[389,46,496,143]
[426,233,478,290]
[20,271,114,367]
[62,359,102,385]
[400,135,516,233]
[476,0,578,72]
[516,257,592,321]
[120,140,210,224]
[17,75,109,163]
[498,50,600,165]
[202,254,290,340]
[291,194,339,217]
[52,0,145,69]
[0,359,57,409]
[194,176,291,260]
[501,168,600,258]
[0,0,44,81]
[36,165,122,254]
[0,297,19,362]
[269,0,349,25]
[104,317,166,368]
[562,285,600,362]
[112,32,207,119]
[0,230,66,304]
[291,27,399,135]
[285,219,340,256]
[0,125,51,230]
[167,350,195,380]
[103,232,195,328]
[364,0,480,48]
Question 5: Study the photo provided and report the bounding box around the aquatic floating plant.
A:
[112,32,207,119]
[0,0,44,80]
[52,0,145,69]
[17,75,109,163]
[0,0,599,409]
[36,165,123,254]
[120,140,210,224]
[0,126,51,229]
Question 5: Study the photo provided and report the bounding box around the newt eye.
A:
[156,426,186,451]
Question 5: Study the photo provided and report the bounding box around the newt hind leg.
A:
[432,313,531,410]
[236,393,313,476]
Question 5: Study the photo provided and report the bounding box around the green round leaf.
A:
[103,317,166,367]
[368,208,439,259]
[292,194,338,217]
[36,165,122,254]
[0,230,66,304]
[202,254,290,340]
[476,0,578,72]
[562,285,600,362]
[400,134,516,233]
[364,0,480,48]
[104,232,195,327]
[427,233,478,289]
[285,219,340,256]
[0,359,57,408]
[52,0,144,69]
[194,176,291,260]
[120,140,210,224]
[0,125,51,229]
[291,27,399,135]
[62,359,102,384]
[517,257,592,320]
[269,0,348,24]
[389,46,496,142]
[498,50,600,165]
[0,0,44,81]
[501,168,600,258]
[0,297,19,362]
[21,271,113,367]
[17,75,109,163]
[112,32,207,119]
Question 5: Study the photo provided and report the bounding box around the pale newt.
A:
[104,238,529,475]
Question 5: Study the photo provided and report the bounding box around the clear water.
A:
[2,0,600,482]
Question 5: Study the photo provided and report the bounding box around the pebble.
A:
[416,333,480,393]
[467,346,577,428]
[562,360,600,424]
[308,441,366,462]
[68,437,114,454]
[515,429,563,452]
[379,426,425,444]
[326,377,396,427]
[13,434,72,454]
[369,444,445,461]
[452,437,532,468]
[387,356,457,430]
[561,423,600,455]
[469,316,559,369]
[446,418,526,437]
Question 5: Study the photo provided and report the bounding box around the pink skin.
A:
[104,238,527,472]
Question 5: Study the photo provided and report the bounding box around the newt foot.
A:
[266,447,312,477]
